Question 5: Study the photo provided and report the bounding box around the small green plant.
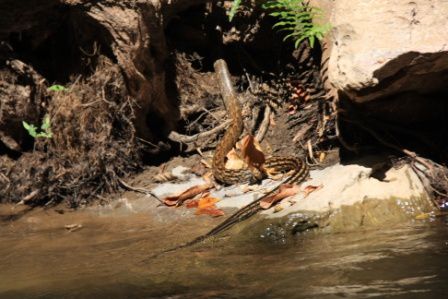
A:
[263,0,330,48]
[228,0,330,48]
[47,84,67,92]
[22,115,53,139]
[228,0,242,21]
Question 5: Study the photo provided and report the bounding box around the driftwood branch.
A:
[168,119,231,143]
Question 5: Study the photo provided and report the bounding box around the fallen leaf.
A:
[260,184,301,209]
[225,148,246,170]
[163,182,213,206]
[195,207,225,217]
[195,195,224,217]
[198,195,219,209]
[302,184,323,198]
[240,135,265,169]
[185,199,199,208]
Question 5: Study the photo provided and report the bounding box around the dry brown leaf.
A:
[225,148,246,170]
[240,135,265,169]
[185,194,224,217]
[195,207,225,217]
[259,184,301,209]
[302,184,323,198]
[197,195,219,209]
[185,199,199,208]
[195,195,224,217]
[163,182,213,206]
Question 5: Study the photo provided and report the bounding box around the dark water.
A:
[0,211,447,299]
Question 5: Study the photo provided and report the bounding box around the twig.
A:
[345,116,448,208]
[117,178,162,203]
[334,106,358,152]
[255,105,271,142]
[136,137,159,148]
[168,119,231,143]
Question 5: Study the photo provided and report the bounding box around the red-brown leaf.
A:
[163,182,213,206]
[302,184,323,198]
[194,195,224,217]
[195,207,225,217]
[240,134,265,168]
[259,184,300,209]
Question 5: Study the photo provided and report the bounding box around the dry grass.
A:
[0,57,141,207]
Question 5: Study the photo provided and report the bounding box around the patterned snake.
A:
[153,60,308,257]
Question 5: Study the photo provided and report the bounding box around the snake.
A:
[151,59,309,257]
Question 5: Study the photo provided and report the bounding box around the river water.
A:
[0,207,447,299]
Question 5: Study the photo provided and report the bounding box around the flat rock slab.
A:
[328,0,448,102]
[268,164,427,216]
[144,162,434,232]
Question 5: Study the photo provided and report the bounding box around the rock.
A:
[327,0,448,103]
[150,163,434,233]
[265,163,435,232]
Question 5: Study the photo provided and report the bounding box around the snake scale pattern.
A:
[152,60,309,257]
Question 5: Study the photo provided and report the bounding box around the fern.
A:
[228,0,242,22]
[263,0,330,48]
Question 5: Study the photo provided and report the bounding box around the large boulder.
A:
[326,0,448,103]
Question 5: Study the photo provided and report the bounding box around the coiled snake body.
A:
[153,60,308,257]
[212,59,308,186]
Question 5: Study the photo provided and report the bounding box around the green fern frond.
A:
[264,0,331,48]
[228,0,242,22]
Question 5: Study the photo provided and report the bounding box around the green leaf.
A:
[263,0,330,49]
[22,121,38,138]
[41,115,51,130]
[308,35,315,48]
[228,0,242,22]
[47,84,67,92]
[294,36,307,48]
[36,132,52,138]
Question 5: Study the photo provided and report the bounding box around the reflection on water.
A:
[0,209,447,299]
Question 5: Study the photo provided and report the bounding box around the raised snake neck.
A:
[150,60,308,258]
[211,59,260,185]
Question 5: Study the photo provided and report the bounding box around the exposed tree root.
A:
[343,115,448,210]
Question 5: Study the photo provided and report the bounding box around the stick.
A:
[168,120,231,143]
[255,105,271,142]
[117,178,162,203]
